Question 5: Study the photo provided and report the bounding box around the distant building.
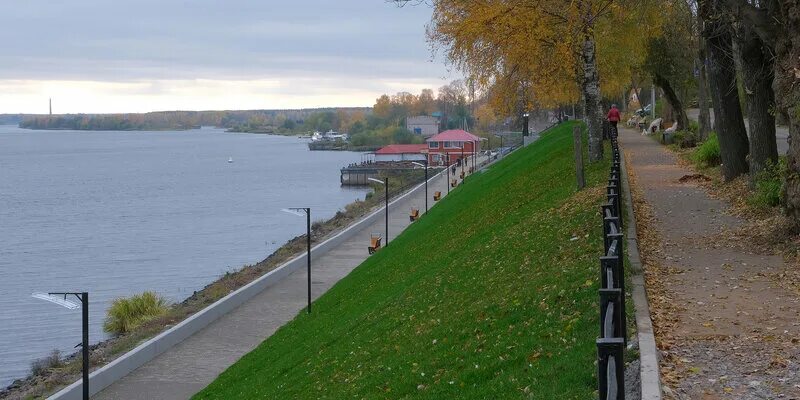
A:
[425,129,482,166]
[406,116,439,137]
[373,144,428,162]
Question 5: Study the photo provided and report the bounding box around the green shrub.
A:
[692,133,720,168]
[687,120,699,134]
[749,158,785,208]
[103,291,169,335]
[672,130,698,148]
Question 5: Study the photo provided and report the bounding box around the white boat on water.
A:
[228,157,234,163]
[310,130,348,142]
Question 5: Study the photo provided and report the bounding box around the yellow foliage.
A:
[428,0,666,114]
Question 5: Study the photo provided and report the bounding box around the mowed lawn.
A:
[194,122,610,399]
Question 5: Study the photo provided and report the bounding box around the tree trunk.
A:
[775,0,800,222]
[703,0,750,180]
[581,34,603,161]
[737,24,778,179]
[653,74,689,131]
[696,10,712,140]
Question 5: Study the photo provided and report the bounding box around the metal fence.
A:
[597,126,626,400]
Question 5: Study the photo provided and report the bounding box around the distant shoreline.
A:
[18,126,199,132]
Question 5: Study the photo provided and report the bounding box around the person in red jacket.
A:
[607,104,621,131]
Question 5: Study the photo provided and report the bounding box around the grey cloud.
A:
[0,0,446,82]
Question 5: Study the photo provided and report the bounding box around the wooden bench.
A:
[368,234,382,254]
[433,191,441,201]
[409,208,420,221]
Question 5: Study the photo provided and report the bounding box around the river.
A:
[0,126,369,387]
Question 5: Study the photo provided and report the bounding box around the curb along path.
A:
[619,128,800,399]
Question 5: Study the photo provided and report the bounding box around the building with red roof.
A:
[373,144,428,162]
[425,129,482,166]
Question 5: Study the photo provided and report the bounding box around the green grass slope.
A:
[194,121,610,399]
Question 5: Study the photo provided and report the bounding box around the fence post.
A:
[573,125,585,190]
[597,337,625,400]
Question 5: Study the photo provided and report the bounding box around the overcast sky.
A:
[0,1,455,114]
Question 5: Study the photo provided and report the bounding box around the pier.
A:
[340,161,439,186]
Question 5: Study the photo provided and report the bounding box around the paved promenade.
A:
[621,129,800,398]
[93,158,484,399]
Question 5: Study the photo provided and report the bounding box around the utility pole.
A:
[49,98,52,115]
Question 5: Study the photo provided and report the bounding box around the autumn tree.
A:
[730,3,777,179]
[417,88,437,115]
[717,0,799,221]
[427,0,662,162]
[694,3,712,140]
[642,2,694,131]
[701,0,749,180]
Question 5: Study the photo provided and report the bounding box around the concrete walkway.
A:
[93,157,485,400]
[620,128,800,399]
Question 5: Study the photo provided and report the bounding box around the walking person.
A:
[607,104,621,133]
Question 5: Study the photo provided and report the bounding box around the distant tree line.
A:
[19,81,481,150]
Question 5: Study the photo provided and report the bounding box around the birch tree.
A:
[427,0,661,162]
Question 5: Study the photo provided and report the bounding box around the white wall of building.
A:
[375,153,426,162]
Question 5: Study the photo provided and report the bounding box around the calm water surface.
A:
[0,126,368,386]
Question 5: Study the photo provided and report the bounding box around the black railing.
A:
[597,126,626,400]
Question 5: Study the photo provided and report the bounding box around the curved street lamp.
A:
[368,177,389,246]
[523,112,530,137]
[411,160,429,212]
[494,133,504,157]
[281,207,312,313]
[32,292,89,400]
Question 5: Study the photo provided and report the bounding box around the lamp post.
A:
[472,140,476,171]
[460,144,465,176]
[523,112,530,137]
[32,292,89,400]
[281,207,312,313]
[411,160,429,212]
[495,134,504,157]
[368,177,389,246]
[446,155,451,194]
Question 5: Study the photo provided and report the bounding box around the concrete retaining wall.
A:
[49,169,445,400]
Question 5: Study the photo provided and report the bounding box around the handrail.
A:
[597,125,626,399]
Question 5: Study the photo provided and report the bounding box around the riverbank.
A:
[0,171,427,400]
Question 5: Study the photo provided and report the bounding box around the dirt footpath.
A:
[620,128,800,399]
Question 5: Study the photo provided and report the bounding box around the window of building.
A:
[429,141,439,149]
[445,141,462,149]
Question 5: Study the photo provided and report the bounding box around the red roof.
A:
[426,129,482,142]
[374,144,428,155]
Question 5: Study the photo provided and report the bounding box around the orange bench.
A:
[433,191,441,201]
[409,208,420,221]
[368,234,382,254]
